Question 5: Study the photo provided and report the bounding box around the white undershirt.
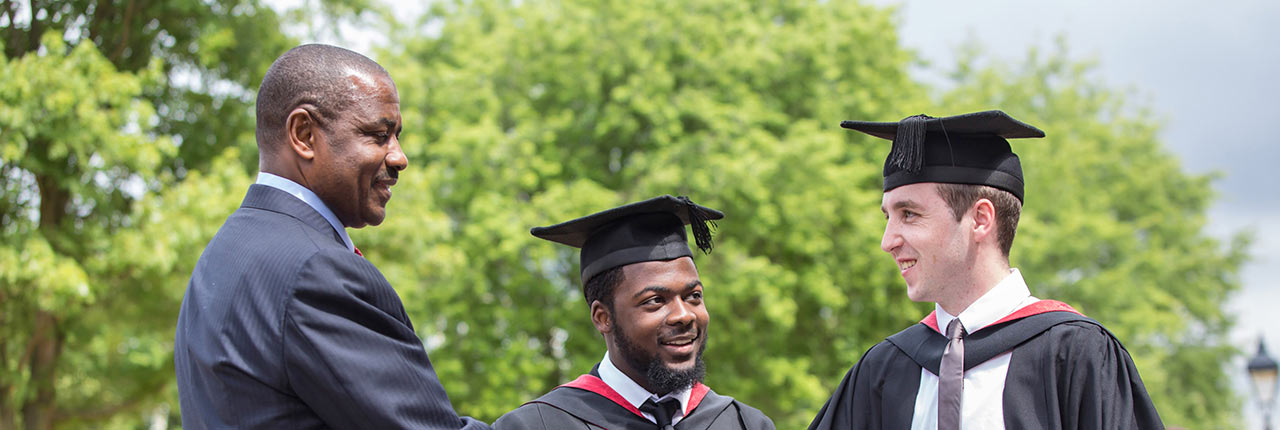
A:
[910,269,1040,430]
[597,351,692,425]
[255,172,355,252]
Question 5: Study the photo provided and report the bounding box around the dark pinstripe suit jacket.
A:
[175,184,488,430]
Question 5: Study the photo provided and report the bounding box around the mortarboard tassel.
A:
[678,196,717,254]
[890,114,930,173]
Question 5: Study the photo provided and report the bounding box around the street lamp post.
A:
[1248,338,1278,430]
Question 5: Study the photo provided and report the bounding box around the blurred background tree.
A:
[0,0,1248,428]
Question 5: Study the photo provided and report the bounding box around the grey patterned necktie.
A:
[939,318,967,430]
[640,397,680,430]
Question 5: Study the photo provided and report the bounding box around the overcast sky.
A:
[861,0,1279,426]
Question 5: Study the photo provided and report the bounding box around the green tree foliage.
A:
[0,33,177,429]
[366,1,1245,428]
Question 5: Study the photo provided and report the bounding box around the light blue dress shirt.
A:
[255,172,355,252]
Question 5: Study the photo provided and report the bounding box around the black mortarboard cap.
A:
[840,110,1045,202]
[531,195,724,284]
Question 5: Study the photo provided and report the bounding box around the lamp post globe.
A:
[1248,338,1278,430]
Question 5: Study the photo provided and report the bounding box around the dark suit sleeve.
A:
[282,248,489,430]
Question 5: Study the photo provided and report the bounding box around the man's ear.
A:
[971,198,997,244]
[590,300,613,335]
[285,107,318,161]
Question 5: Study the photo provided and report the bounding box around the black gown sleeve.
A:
[1003,321,1164,429]
[1060,322,1164,429]
[807,357,863,430]
[808,341,920,430]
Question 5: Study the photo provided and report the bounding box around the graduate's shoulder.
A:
[728,398,776,429]
[867,326,922,362]
[491,402,550,429]
[727,396,770,418]
[696,389,776,430]
[825,334,912,389]
[865,335,906,358]
[1037,317,1134,356]
[493,399,592,430]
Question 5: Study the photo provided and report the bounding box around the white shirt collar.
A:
[936,268,1039,335]
[255,172,355,252]
[598,351,691,424]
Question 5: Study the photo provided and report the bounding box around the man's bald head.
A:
[255,44,392,155]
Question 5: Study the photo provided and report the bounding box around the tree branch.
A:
[24,0,42,54]
[14,320,38,386]
[0,328,12,430]
[108,0,136,64]
[1,0,16,58]
[20,311,61,430]
[87,0,112,53]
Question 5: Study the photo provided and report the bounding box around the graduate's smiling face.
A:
[594,257,709,395]
[881,183,974,304]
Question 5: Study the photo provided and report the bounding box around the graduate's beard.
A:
[645,344,706,395]
[613,320,707,395]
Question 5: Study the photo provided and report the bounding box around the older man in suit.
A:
[174,44,487,430]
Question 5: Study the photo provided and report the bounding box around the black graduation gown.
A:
[493,369,775,430]
[808,301,1164,430]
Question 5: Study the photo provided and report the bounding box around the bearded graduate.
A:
[494,196,775,430]
[808,111,1165,430]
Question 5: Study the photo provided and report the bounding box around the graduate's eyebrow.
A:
[881,199,924,215]
[633,280,703,299]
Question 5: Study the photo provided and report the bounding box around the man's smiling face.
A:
[309,72,406,228]
[880,183,973,304]
[605,257,709,395]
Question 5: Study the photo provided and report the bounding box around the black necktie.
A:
[640,397,680,430]
[939,318,967,430]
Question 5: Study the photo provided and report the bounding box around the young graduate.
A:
[495,195,774,430]
[808,111,1164,430]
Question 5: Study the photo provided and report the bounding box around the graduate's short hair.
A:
[584,265,626,313]
[255,44,390,152]
[936,183,1021,257]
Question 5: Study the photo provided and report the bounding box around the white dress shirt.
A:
[256,172,355,252]
[910,269,1040,430]
[598,351,692,425]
